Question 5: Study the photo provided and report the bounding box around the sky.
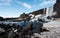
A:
[0,0,56,18]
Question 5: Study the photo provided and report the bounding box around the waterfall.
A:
[45,6,53,17]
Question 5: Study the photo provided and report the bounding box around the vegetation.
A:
[20,13,28,19]
[0,16,4,21]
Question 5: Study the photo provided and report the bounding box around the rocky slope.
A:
[29,9,43,15]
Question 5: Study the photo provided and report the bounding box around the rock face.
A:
[29,0,60,18]
[54,0,60,18]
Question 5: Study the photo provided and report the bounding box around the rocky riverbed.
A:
[32,19,60,38]
[0,19,60,38]
[31,27,60,38]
